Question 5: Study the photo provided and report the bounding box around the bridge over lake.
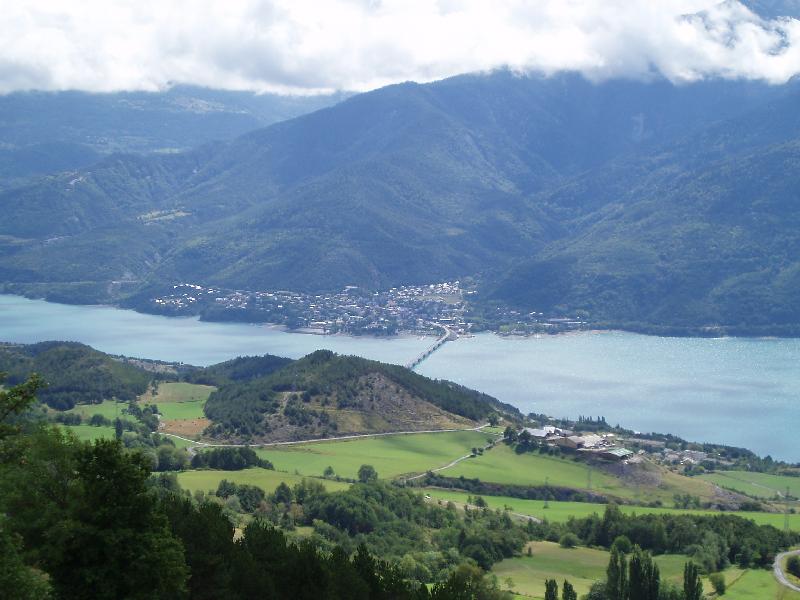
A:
[405,324,455,370]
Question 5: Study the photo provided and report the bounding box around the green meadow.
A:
[423,488,800,532]
[722,567,800,600]
[442,444,716,504]
[64,399,129,421]
[256,430,491,480]
[176,467,351,495]
[63,424,117,442]
[700,471,800,500]
[493,542,798,599]
[444,444,611,487]
[141,382,215,420]
[493,542,690,599]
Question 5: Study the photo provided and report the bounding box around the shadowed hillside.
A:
[1,71,799,332]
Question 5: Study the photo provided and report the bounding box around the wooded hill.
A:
[0,341,152,410]
[2,71,800,333]
[202,350,518,442]
[0,342,516,441]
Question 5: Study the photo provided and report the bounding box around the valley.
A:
[4,73,800,336]
[4,2,800,598]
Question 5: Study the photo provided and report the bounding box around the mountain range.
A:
[1,70,799,333]
[0,86,344,189]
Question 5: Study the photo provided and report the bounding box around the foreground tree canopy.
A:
[0,375,513,599]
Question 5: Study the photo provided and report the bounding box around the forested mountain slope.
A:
[1,71,799,331]
[487,90,800,332]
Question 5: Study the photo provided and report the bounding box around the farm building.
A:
[599,448,634,461]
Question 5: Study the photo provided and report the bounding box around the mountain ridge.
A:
[1,70,799,332]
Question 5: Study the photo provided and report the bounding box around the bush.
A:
[709,572,726,595]
[559,533,580,548]
[357,464,378,483]
[611,535,632,554]
[89,413,110,427]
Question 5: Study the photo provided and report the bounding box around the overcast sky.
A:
[1,0,799,95]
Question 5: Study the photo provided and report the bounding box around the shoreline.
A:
[1,291,798,342]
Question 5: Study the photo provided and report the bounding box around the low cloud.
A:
[1,0,799,94]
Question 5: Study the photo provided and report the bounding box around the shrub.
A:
[709,572,726,595]
[559,533,580,549]
[611,535,632,554]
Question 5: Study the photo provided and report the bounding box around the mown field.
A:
[256,430,491,479]
[176,467,351,495]
[139,382,215,420]
[700,471,800,500]
[63,424,117,442]
[441,444,717,504]
[722,567,800,600]
[423,488,800,532]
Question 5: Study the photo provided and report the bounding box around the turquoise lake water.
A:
[1,294,798,460]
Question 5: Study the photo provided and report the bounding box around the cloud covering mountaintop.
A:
[1,0,800,95]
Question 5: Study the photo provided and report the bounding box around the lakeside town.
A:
[146,280,588,336]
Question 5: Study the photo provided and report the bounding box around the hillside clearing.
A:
[139,382,215,420]
[256,430,492,479]
[492,541,689,599]
[442,443,718,504]
[700,471,800,500]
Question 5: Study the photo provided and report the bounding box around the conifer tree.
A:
[562,579,577,600]
[606,546,628,600]
[628,546,660,600]
[684,562,703,600]
[544,578,559,600]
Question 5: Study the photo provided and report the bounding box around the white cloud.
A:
[0,0,798,94]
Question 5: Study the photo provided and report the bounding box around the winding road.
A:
[404,434,501,482]
[774,549,800,593]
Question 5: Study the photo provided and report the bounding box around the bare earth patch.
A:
[162,418,210,439]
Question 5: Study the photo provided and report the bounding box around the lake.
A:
[1,294,798,461]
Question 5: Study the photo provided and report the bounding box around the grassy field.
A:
[442,444,716,504]
[140,382,215,420]
[493,542,799,599]
[176,468,351,495]
[423,488,800,531]
[63,424,117,442]
[256,430,491,480]
[64,399,129,421]
[493,542,689,599]
[700,471,800,500]
[723,567,800,599]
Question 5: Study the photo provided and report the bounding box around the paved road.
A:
[774,549,800,593]
[162,423,490,449]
